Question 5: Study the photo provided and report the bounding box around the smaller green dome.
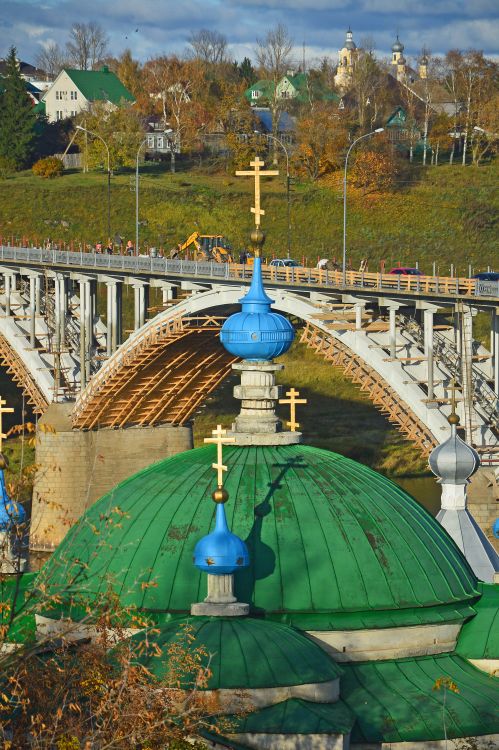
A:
[128,617,341,690]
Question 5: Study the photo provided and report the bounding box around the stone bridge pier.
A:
[30,403,193,551]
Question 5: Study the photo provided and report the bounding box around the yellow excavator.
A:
[172,232,234,263]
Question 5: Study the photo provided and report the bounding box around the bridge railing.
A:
[0,245,495,299]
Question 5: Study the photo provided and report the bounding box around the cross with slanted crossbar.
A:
[0,397,13,452]
[279,388,307,432]
[204,424,235,486]
[236,156,279,229]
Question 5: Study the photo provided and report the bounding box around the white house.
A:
[42,66,135,123]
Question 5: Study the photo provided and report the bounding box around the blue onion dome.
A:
[392,35,404,53]
[194,492,249,574]
[0,460,25,531]
[429,415,480,485]
[220,256,295,361]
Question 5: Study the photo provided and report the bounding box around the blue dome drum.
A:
[220,257,295,361]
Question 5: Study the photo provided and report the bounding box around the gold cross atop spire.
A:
[204,424,236,486]
[279,388,307,432]
[0,397,13,452]
[236,156,279,229]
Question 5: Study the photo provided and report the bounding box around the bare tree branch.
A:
[66,21,109,71]
[188,28,228,65]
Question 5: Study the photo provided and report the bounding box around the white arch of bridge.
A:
[72,285,487,454]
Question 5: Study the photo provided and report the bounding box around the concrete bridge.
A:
[0,245,497,549]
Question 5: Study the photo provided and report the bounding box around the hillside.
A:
[0,160,497,271]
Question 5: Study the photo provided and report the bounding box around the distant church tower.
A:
[391,35,407,82]
[334,27,357,90]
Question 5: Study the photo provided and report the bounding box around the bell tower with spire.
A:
[334,27,357,90]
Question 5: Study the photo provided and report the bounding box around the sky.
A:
[1,0,498,68]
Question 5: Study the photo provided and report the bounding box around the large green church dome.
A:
[38,443,478,629]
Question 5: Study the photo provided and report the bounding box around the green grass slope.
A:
[0,161,497,271]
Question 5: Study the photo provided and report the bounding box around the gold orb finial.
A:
[448,377,460,426]
[212,486,229,504]
[250,227,265,256]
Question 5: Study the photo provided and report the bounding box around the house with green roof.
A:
[42,66,135,123]
[245,71,338,106]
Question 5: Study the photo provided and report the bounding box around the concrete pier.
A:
[30,403,193,551]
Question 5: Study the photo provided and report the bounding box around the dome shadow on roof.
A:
[37,444,479,629]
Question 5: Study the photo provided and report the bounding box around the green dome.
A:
[38,444,478,629]
[128,616,341,689]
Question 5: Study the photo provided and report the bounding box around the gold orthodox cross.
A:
[204,424,235,486]
[279,388,307,432]
[236,156,279,229]
[0,397,13,452]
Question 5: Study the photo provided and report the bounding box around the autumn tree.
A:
[348,47,386,132]
[439,50,462,163]
[66,21,109,70]
[110,49,143,100]
[428,112,453,165]
[255,24,294,159]
[294,104,349,180]
[216,83,261,169]
[471,93,499,165]
[457,51,497,165]
[350,144,400,194]
[74,102,144,170]
[144,56,207,168]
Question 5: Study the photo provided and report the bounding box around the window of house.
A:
[157,137,164,149]
[70,91,78,100]
[251,90,260,99]
[56,91,59,100]
[147,136,155,148]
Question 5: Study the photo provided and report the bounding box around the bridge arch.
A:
[72,285,458,454]
[0,326,50,415]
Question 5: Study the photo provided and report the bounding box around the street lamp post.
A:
[342,128,384,285]
[255,131,291,257]
[135,137,148,257]
[135,130,173,256]
[76,125,111,241]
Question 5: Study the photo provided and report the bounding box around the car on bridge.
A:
[269,258,302,268]
[473,271,499,281]
[389,267,424,276]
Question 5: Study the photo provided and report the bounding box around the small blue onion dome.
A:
[0,469,25,531]
[220,256,295,361]
[193,502,249,574]
[429,421,480,485]
[392,35,404,53]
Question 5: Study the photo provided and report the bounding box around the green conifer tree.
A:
[0,46,37,169]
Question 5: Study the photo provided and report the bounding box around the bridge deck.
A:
[1,246,498,307]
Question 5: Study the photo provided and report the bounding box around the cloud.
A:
[0,0,497,63]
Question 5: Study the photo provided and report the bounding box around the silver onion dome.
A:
[429,421,480,485]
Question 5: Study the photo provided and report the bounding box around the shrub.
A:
[350,149,400,194]
[32,156,64,179]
